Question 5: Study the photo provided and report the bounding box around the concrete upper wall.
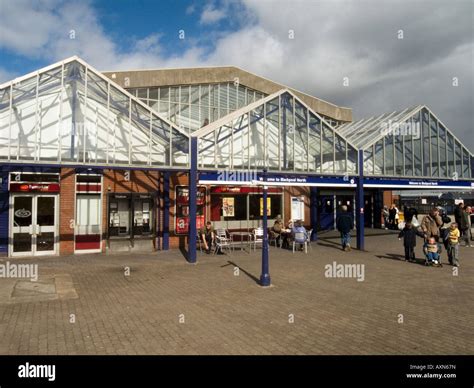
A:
[102,66,352,122]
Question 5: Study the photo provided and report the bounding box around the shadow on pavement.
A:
[376,253,430,267]
[222,260,260,285]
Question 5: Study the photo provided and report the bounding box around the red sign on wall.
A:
[10,183,60,193]
[175,186,206,234]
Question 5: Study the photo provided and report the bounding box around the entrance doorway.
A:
[318,195,335,230]
[10,194,58,256]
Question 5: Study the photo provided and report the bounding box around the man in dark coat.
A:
[454,203,464,227]
[336,205,354,251]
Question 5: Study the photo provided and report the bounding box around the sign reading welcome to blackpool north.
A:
[199,172,357,187]
[364,178,474,189]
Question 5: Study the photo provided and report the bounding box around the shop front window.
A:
[211,195,247,221]
[249,194,282,220]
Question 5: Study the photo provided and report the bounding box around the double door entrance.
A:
[10,194,58,256]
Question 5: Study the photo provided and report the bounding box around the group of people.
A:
[383,204,413,230]
[200,216,310,254]
[398,203,472,267]
[201,202,472,263]
[270,217,308,251]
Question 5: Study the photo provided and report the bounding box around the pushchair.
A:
[422,241,443,267]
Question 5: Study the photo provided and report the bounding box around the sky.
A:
[0,0,472,151]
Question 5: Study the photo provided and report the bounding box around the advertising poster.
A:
[222,197,235,217]
[259,198,271,216]
[175,186,206,234]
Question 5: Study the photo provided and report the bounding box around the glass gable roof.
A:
[193,89,359,175]
[0,56,189,168]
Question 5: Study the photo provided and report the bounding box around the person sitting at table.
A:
[200,221,215,254]
[291,220,308,251]
[271,219,283,246]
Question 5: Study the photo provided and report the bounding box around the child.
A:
[447,222,460,267]
[423,237,441,266]
[398,222,424,262]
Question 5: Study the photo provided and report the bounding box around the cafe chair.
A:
[253,228,265,251]
[292,232,308,254]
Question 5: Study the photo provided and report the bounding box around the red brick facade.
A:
[59,168,76,255]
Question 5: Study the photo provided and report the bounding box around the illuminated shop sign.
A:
[10,183,60,193]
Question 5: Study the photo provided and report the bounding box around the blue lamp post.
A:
[260,168,271,287]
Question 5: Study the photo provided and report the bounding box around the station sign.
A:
[199,172,357,187]
[364,178,474,190]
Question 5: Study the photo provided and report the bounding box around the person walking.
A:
[460,206,472,248]
[336,205,354,251]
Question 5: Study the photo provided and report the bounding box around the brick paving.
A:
[0,230,473,355]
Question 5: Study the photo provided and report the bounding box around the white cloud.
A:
[0,0,472,150]
[199,4,226,25]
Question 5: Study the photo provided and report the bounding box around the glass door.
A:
[35,195,57,255]
[12,195,34,255]
[11,194,57,256]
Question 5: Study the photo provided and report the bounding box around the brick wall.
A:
[59,168,76,255]
[283,187,310,227]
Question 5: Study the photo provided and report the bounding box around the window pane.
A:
[430,114,438,177]
[455,140,462,177]
[422,109,430,176]
[374,139,384,175]
[412,113,422,176]
[322,125,334,173]
[462,147,470,178]
[384,135,394,175]
[438,124,447,177]
[364,146,374,175]
[309,112,321,173]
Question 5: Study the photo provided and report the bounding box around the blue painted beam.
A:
[188,137,198,263]
[356,150,365,250]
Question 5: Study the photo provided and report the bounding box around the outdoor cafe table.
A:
[229,231,253,253]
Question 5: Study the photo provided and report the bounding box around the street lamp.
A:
[260,168,271,287]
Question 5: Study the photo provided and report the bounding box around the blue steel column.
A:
[162,172,170,250]
[310,186,318,241]
[188,137,198,263]
[260,169,271,286]
[356,150,365,250]
[156,175,161,251]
